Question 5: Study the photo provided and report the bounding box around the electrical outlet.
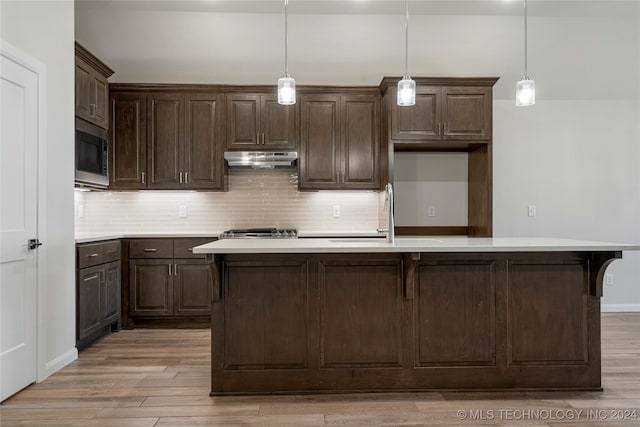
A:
[427,206,436,217]
[179,205,188,218]
[605,273,614,286]
[332,205,341,218]
[528,205,537,217]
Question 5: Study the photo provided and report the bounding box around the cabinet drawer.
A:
[102,241,121,263]
[129,239,173,258]
[174,238,216,259]
[78,240,120,269]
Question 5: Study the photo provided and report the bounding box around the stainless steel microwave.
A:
[75,119,108,189]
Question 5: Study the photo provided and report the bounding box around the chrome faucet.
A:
[377,183,395,243]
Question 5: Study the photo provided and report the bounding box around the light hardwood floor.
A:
[1,314,639,426]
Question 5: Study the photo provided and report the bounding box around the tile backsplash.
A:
[75,169,381,234]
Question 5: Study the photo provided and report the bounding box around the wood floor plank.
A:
[154,414,326,426]
[0,314,638,426]
[0,417,158,427]
[96,404,260,418]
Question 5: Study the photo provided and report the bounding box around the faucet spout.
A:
[385,183,394,243]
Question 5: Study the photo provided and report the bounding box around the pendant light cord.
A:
[523,0,528,78]
[404,0,409,77]
[284,0,289,76]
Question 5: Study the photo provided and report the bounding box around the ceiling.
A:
[75,0,640,100]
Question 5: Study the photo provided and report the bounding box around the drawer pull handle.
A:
[188,248,193,252]
[144,248,157,252]
[84,274,99,282]
[88,253,99,258]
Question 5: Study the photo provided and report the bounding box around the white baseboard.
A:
[602,304,640,313]
[39,348,78,382]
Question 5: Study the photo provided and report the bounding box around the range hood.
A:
[224,151,297,169]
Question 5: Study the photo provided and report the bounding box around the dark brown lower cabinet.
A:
[126,238,215,327]
[129,259,173,316]
[209,251,621,394]
[76,241,121,349]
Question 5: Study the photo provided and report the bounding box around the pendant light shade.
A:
[516,78,535,106]
[278,75,296,105]
[278,0,296,105]
[516,0,535,106]
[397,0,415,106]
[398,77,416,106]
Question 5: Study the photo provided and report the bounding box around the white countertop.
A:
[192,236,640,254]
[75,232,222,244]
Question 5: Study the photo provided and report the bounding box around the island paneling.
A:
[206,250,620,395]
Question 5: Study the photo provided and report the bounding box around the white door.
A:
[0,46,40,401]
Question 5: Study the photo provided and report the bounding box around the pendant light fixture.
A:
[277,0,296,105]
[397,0,415,106]
[516,0,535,106]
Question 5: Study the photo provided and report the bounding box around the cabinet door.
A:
[78,265,103,340]
[102,261,121,325]
[148,94,183,189]
[341,95,381,189]
[129,259,173,316]
[318,259,403,368]
[261,96,296,149]
[391,86,441,141]
[110,92,147,189]
[223,260,309,369]
[92,74,109,130]
[226,94,260,149]
[298,94,341,189]
[414,260,496,366]
[75,57,93,123]
[174,260,212,316]
[442,87,492,140]
[183,94,224,190]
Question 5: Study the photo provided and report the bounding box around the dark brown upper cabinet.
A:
[110,87,224,191]
[299,92,381,190]
[110,92,147,190]
[381,77,498,238]
[75,43,113,130]
[226,93,296,151]
[382,78,497,145]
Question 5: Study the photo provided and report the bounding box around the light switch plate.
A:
[528,205,537,217]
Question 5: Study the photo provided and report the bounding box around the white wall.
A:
[493,100,640,311]
[393,152,468,227]
[1,1,77,378]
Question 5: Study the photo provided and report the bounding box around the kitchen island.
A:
[193,237,638,395]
